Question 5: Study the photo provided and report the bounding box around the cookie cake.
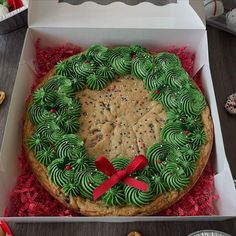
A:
[23,44,213,216]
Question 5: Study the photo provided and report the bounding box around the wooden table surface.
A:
[0,25,236,235]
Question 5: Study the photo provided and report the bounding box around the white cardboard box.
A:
[0,0,236,222]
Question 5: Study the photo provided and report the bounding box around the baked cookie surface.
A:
[23,45,213,216]
[78,76,166,160]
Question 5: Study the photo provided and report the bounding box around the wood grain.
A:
[207,26,236,178]
[0,25,236,235]
[0,27,27,147]
[7,221,236,236]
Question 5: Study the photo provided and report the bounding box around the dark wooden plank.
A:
[8,220,236,236]
[207,26,236,177]
[0,27,27,147]
[0,25,236,236]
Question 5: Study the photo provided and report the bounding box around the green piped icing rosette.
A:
[27,44,207,208]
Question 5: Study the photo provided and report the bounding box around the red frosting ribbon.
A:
[93,155,148,201]
[0,220,13,236]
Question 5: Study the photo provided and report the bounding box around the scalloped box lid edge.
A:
[28,0,206,29]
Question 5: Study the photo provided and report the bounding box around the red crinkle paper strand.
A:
[5,41,217,217]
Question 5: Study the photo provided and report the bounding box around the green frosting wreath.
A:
[27,44,207,207]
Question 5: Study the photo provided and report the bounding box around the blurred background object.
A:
[205,0,236,36]
[0,91,5,105]
[127,231,142,236]
[204,0,224,19]
[188,230,232,236]
[0,0,27,35]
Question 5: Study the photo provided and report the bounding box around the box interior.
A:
[0,26,236,221]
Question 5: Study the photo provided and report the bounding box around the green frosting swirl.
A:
[69,156,95,172]
[28,132,47,152]
[189,129,206,147]
[87,73,107,90]
[131,57,147,80]
[75,170,107,200]
[108,47,131,64]
[124,176,154,207]
[160,122,190,147]
[130,44,147,55]
[151,87,179,111]
[147,142,180,172]
[63,181,80,196]
[184,116,203,132]
[74,56,95,78]
[28,104,56,125]
[56,97,81,116]
[102,184,126,206]
[150,173,167,194]
[156,52,181,71]
[176,156,196,177]
[179,89,206,116]
[111,158,130,170]
[86,44,109,64]
[158,89,180,111]
[112,55,131,76]
[96,62,115,81]
[36,121,64,143]
[44,76,75,98]
[57,78,75,97]
[48,158,72,187]
[143,57,166,90]
[167,110,188,123]
[167,110,202,132]
[54,110,69,127]
[33,87,56,106]
[56,134,85,159]
[56,60,75,77]
[43,75,63,91]
[161,163,189,190]
[180,144,200,160]
[36,147,56,166]
[55,60,86,90]
[136,166,157,178]
[144,71,164,91]
[164,67,189,89]
[184,80,196,90]
[63,117,80,133]
[54,111,80,134]
[70,77,86,91]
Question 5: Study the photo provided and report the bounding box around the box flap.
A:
[28,0,205,29]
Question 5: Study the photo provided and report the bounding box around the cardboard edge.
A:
[214,163,236,215]
[0,215,235,222]
[0,62,35,207]
[189,0,206,27]
[193,30,209,75]
[202,64,227,173]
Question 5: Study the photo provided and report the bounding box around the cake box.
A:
[0,0,236,222]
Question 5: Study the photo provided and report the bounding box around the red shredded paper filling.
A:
[6,40,218,217]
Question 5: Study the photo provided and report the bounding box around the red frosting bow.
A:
[93,155,148,201]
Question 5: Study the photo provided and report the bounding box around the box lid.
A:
[28,0,206,29]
